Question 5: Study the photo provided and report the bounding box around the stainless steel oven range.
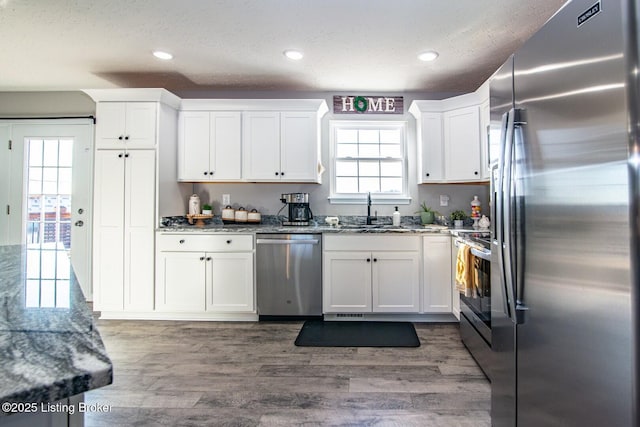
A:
[455,231,492,380]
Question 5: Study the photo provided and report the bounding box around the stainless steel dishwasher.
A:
[256,234,322,320]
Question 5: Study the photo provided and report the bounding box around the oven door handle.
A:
[470,247,491,261]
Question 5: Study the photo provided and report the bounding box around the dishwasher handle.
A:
[256,238,319,245]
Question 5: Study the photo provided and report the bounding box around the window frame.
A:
[329,120,411,205]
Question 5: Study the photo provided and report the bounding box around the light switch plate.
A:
[222,194,230,205]
[440,195,449,206]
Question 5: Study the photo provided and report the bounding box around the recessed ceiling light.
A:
[418,51,439,62]
[283,49,304,60]
[153,51,173,60]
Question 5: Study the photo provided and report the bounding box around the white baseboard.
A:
[98,311,258,321]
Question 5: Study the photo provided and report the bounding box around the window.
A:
[330,121,409,204]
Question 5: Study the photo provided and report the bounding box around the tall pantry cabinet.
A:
[85,89,185,316]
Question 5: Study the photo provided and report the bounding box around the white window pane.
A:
[335,160,358,176]
[58,168,72,195]
[359,144,379,157]
[381,161,403,177]
[336,143,358,158]
[359,130,379,143]
[56,254,70,279]
[42,168,58,194]
[337,129,358,143]
[43,140,59,167]
[359,177,380,193]
[56,280,70,308]
[25,279,40,308]
[380,129,401,144]
[336,177,358,193]
[380,144,402,158]
[28,168,42,195]
[41,250,57,278]
[359,161,380,177]
[29,140,43,167]
[58,140,73,167]
[40,280,56,307]
[26,250,41,277]
[381,178,403,193]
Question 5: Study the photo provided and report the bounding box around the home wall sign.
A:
[333,96,404,114]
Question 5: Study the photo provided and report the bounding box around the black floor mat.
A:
[294,320,420,347]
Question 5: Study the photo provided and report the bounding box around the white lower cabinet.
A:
[156,234,255,315]
[323,235,420,314]
[423,235,453,313]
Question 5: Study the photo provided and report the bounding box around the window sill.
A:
[328,195,412,205]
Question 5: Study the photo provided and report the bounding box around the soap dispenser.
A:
[392,206,401,226]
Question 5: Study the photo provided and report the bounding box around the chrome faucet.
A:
[366,192,377,225]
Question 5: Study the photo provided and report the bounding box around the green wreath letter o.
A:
[354,96,368,112]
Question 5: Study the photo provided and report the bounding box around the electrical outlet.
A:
[222,194,230,205]
[440,195,449,207]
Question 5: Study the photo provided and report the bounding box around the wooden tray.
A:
[186,214,213,227]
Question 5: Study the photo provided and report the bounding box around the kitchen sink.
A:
[336,224,413,232]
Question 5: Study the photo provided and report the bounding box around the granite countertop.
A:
[158,215,464,234]
[0,244,112,408]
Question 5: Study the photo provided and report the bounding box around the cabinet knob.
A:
[474,171,479,175]
[210,171,213,175]
[426,173,430,177]
[206,257,212,261]
[124,135,130,140]
[373,258,378,262]
[204,171,208,175]
[118,153,123,158]
[281,172,284,176]
[275,172,279,176]
[226,240,232,244]
[179,239,185,244]
[118,136,123,140]
[366,258,371,262]
[200,256,205,261]
[124,153,129,158]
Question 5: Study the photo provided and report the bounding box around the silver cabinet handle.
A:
[256,239,319,245]
[74,220,84,227]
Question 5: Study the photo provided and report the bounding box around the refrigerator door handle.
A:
[513,110,529,324]
[495,112,509,318]
[502,108,518,323]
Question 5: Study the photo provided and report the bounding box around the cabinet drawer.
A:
[157,234,253,252]
[323,235,420,252]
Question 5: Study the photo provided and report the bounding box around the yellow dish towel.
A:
[455,243,473,297]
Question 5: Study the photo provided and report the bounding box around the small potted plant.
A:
[416,202,437,225]
[202,204,213,215]
[450,210,467,228]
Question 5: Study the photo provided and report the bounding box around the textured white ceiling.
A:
[0,0,566,94]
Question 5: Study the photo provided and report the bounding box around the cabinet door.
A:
[242,112,281,181]
[423,236,453,313]
[323,252,372,313]
[211,112,242,180]
[123,150,156,311]
[124,102,157,148]
[95,103,126,148]
[207,252,254,312]
[93,150,126,311]
[280,112,319,182]
[372,252,420,313]
[156,251,206,311]
[178,111,211,181]
[418,113,444,183]
[444,106,481,181]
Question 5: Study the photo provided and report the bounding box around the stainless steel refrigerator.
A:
[489,0,638,425]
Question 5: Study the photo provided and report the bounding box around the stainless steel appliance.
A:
[455,231,493,380]
[490,0,638,425]
[280,193,313,226]
[256,234,322,319]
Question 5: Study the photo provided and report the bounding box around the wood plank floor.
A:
[85,320,490,426]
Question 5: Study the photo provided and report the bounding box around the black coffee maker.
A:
[280,193,313,226]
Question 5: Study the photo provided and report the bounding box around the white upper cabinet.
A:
[443,105,481,181]
[480,99,491,180]
[410,90,487,183]
[243,111,320,182]
[178,111,242,181]
[95,102,157,149]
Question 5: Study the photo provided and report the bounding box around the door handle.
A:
[74,220,84,227]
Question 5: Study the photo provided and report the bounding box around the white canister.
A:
[248,209,261,223]
[235,207,248,223]
[188,194,201,215]
[221,205,235,223]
